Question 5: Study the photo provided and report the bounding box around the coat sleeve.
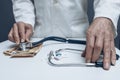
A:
[94,0,120,36]
[12,0,35,27]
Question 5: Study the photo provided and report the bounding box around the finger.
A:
[110,35,116,65]
[17,22,25,42]
[25,26,33,42]
[85,31,95,63]
[103,32,111,70]
[8,28,14,42]
[13,24,20,44]
[92,35,103,62]
[111,41,116,66]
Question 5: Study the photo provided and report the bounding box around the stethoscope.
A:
[19,36,119,67]
[19,36,86,51]
[48,48,119,67]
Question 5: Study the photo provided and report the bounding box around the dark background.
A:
[0,0,120,49]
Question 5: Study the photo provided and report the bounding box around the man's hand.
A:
[8,22,33,44]
[83,17,116,70]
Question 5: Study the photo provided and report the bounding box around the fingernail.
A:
[104,63,110,70]
[16,41,19,44]
[26,39,30,42]
[21,39,24,42]
[112,60,116,66]
[86,59,91,63]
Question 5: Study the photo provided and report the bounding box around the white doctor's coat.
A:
[12,0,120,38]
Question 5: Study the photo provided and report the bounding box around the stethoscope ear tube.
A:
[48,49,120,68]
[67,39,86,44]
[32,36,86,47]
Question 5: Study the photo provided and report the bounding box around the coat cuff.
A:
[15,17,35,28]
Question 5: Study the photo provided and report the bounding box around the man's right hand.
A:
[8,22,33,44]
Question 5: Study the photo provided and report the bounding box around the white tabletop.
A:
[0,38,120,80]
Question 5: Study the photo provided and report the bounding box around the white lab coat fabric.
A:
[12,0,120,38]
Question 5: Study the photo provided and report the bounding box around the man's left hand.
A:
[83,17,116,70]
